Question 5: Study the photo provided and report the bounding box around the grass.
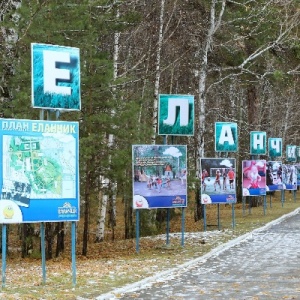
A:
[0,192,299,299]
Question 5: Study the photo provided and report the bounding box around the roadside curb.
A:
[94,207,300,300]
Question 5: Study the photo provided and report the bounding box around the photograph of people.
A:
[266,161,283,191]
[200,158,236,204]
[242,160,266,196]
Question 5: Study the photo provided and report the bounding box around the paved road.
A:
[97,209,300,300]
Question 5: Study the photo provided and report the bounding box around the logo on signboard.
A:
[158,94,194,136]
[31,43,81,110]
[172,196,185,206]
[58,202,77,218]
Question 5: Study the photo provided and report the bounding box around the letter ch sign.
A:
[158,94,194,136]
[31,43,81,111]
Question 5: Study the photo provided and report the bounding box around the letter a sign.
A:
[215,122,238,152]
[158,94,194,136]
[31,43,81,111]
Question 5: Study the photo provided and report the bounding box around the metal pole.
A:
[2,224,7,288]
[71,221,76,287]
[232,204,235,229]
[166,208,170,245]
[181,207,185,247]
[41,222,46,284]
[217,204,221,230]
[203,204,207,231]
[135,210,140,253]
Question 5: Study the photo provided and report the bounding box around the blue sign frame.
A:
[0,119,79,223]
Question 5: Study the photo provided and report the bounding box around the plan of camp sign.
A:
[0,119,79,223]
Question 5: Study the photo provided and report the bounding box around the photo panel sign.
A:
[266,161,283,191]
[158,94,194,136]
[132,145,187,209]
[282,164,297,190]
[200,158,236,204]
[0,119,79,223]
[242,160,266,196]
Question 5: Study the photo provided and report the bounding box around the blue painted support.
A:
[269,194,272,208]
[248,197,252,214]
[263,195,266,216]
[203,205,207,231]
[242,197,245,216]
[41,223,46,284]
[293,190,296,202]
[181,207,185,247]
[71,222,76,287]
[217,204,221,230]
[281,189,284,207]
[232,204,235,229]
[166,208,170,245]
[2,224,7,288]
[135,210,140,253]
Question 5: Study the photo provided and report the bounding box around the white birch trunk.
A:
[96,177,109,242]
[151,0,165,144]
[95,8,120,242]
[197,0,226,171]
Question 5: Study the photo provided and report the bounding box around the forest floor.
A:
[0,192,299,300]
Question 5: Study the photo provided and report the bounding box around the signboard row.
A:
[133,147,299,209]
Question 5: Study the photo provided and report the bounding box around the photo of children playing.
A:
[200,158,236,196]
[133,145,187,199]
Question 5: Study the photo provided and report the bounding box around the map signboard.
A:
[0,119,79,223]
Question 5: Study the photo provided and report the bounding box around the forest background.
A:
[0,0,300,263]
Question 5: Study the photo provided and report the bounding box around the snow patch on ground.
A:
[95,207,300,300]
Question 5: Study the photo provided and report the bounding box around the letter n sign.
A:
[215,122,238,152]
[158,94,194,136]
[250,131,266,155]
[31,43,81,111]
